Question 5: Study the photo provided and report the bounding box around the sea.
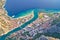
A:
[0,0,60,40]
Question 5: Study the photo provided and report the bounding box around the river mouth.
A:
[0,9,60,40]
[5,9,60,40]
[0,9,39,40]
[4,0,60,18]
[1,0,60,40]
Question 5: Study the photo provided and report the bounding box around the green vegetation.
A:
[47,13,54,17]
[33,33,42,40]
[44,33,60,39]
[51,17,60,26]
[20,38,25,40]
[23,31,30,36]
[33,32,60,39]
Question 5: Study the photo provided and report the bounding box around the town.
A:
[6,12,60,40]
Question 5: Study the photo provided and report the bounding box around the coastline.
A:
[0,8,34,37]
[0,9,38,40]
[1,0,60,39]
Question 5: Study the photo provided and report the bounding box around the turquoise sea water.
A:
[0,9,39,40]
[0,9,60,40]
[4,0,60,18]
[1,0,60,40]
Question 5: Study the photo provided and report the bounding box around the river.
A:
[0,0,60,40]
[0,9,39,40]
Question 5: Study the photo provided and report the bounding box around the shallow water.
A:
[0,9,39,40]
[4,0,60,17]
[1,0,60,40]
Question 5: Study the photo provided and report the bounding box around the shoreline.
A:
[0,9,34,36]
